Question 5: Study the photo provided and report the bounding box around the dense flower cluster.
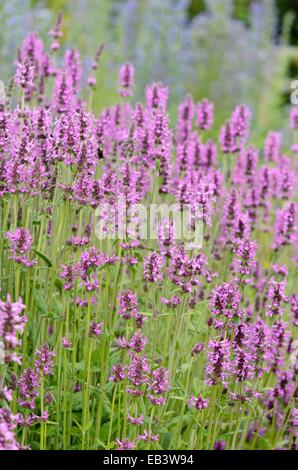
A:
[0,21,297,451]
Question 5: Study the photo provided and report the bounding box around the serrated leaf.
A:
[32,248,53,267]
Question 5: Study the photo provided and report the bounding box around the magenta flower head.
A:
[265,279,288,317]
[191,343,204,356]
[146,82,168,112]
[205,339,231,387]
[189,395,209,410]
[15,57,35,90]
[264,132,281,162]
[219,120,236,153]
[118,290,138,319]
[18,367,40,410]
[127,354,150,387]
[143,252,164,283]
[137,430,159,442]
[197,98,214,131]
[231,104,251,142]
[35,343,55,376]
[233,238,258,280]
[128,414,144,425]
[149,367,170,395]
[128,332,147,353]
[209,282,243,320]
[6,228,36,267]
[49,12,63,50]
[109,364,126,382]
[89,321,103,337]
[118,63,134,97]
[273,202,297,250]
[115,438,135,450]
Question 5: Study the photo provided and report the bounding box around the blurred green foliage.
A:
[0,0,296,135]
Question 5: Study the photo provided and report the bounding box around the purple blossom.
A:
[197,99,214,131]
[109,364,126,382]
[128,332,147,353]
[205,339,231,387]
[265,279,288,317]
[6,228,36,267]
[35,343,55,376]
[118,290,138,320]
[137,430,159,442]
[143,252,164,283]
[89,321,103,337]
[115,438,135,450]
[118,63,134,97]
[149,367,170,395]
[188,395,209,410]
[18,368,40,410]
[127,354,150,387]
[128,414,144,425]
[209,282,243,321]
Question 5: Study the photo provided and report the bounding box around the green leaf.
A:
[33,288,48,315]
[32,249,53,267]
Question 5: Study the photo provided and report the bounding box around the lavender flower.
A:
[197,99,214,131]
[118,63,135,97]
[118,290,138,319]
[188,395,209,410]
[35,343,55,376]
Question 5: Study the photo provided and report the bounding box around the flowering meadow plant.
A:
[0,18,297,451]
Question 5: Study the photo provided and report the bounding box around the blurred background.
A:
[0,0,297,138]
